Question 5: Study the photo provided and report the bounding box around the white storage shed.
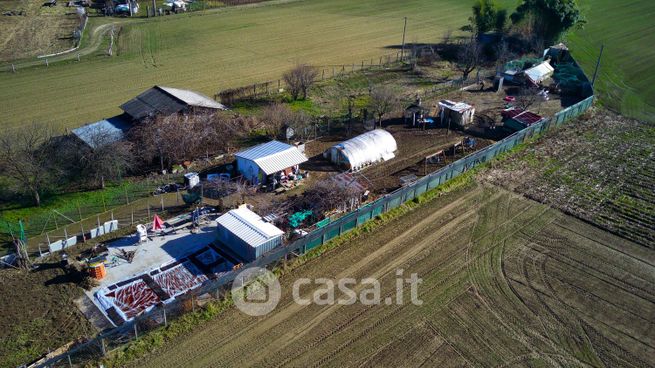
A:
[524,61,554,85]
[326,129,397,171]
[235,140,308,185]
[438,100,475,128]
[216,205,284,262]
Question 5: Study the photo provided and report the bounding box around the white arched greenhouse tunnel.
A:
[325,129,398,171]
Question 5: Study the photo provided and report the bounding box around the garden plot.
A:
[485,109,655,248]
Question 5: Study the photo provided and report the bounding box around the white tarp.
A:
[524,61,554,84]
[328,129,397,171]
[104,220,119,233]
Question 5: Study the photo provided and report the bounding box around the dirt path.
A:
[131,183,655,368]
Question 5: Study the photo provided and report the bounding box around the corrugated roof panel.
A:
[71,116,131,149]
[120,87,185,120]
[235,141,308,175]
[159,87,226,110]
[216,206,283,247]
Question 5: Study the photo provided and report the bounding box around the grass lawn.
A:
[1,0,654,130]
[0,0,475,131]
[566,0,655,122]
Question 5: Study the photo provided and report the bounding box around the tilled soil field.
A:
[132,183,655,368]
[0,264,93,368]
[485,108,655,248]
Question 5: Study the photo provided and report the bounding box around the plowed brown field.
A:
[133,183,655,367]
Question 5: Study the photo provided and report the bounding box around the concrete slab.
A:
[86,225,216,294]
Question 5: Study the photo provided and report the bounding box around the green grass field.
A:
[0,0,475,131]
[565,0,655,122]
[1,0,653,131]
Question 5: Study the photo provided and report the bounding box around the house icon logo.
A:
[232,267,281,316]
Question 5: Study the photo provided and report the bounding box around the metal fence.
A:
[35,91,594,366]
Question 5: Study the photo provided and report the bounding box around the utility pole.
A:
[401,17,407,62]
[591,44,604,87]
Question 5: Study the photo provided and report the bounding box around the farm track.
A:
[133,183,655,368]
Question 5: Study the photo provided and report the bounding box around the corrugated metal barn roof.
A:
[216,206,283,248]
[120,86,225,120]
[159,87,226,110]
[502,108,544,127]
[236,140,308,175]
[71,116,131,149]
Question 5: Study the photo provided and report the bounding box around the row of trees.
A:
[0,104,321,207]
[451,0,584,80]
[466,0,584,44]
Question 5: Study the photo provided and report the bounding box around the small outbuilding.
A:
[216,204,284,262]
[120,85,226,121]
[501,108,544,131]
[326,129,397,171]
[437,100,475,128]
[404,97,432,127]
[524,61,554,86]
[235,140,308,185]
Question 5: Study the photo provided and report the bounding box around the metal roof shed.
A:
[327,129,397,171]
[501,108,544,131]
[216,205,284,262]
[438,100,475,127]
[235,140,308,184]
[71,116,131,149]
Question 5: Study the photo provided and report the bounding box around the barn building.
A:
[326,129,397,171]
[120,86,226,121]
[235,140,308,185]
[215,205,284,262]
[437,100,475,128]
[71,116,131,149]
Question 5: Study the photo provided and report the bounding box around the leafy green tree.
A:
[511,0,585,44]
[465,0,505,36]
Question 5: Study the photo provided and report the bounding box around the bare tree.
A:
[260,103,293,139]
[300,178,362,215]
[0,124,54,206]
[283,64,318,100]
[368,86,398,127]
[130,111,261,171]
[515,85,540,110]
[455,37,482,80]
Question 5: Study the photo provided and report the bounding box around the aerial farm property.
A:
[1,0,654,366]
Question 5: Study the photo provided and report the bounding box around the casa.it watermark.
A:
[232,267,422,316]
